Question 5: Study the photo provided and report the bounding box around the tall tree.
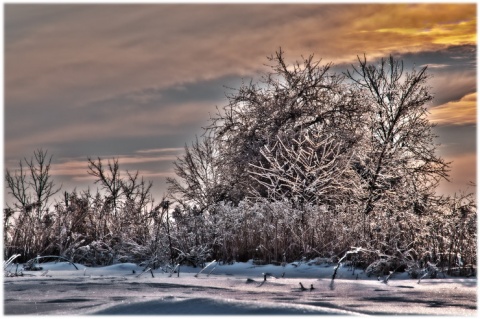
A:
[4,149,61,260]
[166,50,466,267]
[345,55,450,219]
[207,49,364,203]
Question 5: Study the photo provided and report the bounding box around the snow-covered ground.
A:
[2,259,477,316]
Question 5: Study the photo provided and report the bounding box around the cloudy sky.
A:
[3,2,477,205]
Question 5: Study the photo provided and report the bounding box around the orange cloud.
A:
[429,92,477,126]
[5,3,476,109]
[333,4,476,62]
[372,20,476,46]
[4,3,477,201]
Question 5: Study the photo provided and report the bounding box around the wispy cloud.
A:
[70,170,176,183]
[421,63,450,69]
[5,4,476,109]
[429,70,476,107]
[50,153,179,177]
[429,92,477,126]
[4,3,476,199]
[136,148,184,154]
[5,98,216,157]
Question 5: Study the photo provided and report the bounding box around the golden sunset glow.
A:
[330,4,477,62]
[429,93,477,126]
[373,19,476,46]
[4,3,476,198]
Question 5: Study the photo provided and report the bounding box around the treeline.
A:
[4,51,476,276]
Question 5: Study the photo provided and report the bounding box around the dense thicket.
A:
[166,50,475,272]
[4,51,476,277]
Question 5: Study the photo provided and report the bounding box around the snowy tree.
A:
[248,129,357,210]
[4,149,61,260]
[5,149,61,216]
[167,49,470,269]
[87,157,123,217]
[3,50,475,273]
[206,49,364,204]
[344,55,450,244]
[167,134,223,213]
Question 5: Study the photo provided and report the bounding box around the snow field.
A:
[3,260,477,316]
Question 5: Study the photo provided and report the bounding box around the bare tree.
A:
[207,48,364,202]
[4,149,61,260]
[87,157,123,217]
[122,171,152,205]
[167,134,222,212]
[5,160,30,209]
[345,55,450,221]
[162,50,463,268]
[121,170,154,243]
[5,149,61,216]
[26,149,62,215]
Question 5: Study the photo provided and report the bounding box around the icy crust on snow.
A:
[3,260,477,316]
[7,259,392,278]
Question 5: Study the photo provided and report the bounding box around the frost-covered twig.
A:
[207,264,217,277]
[136,267,152,278]
[382,271,394,284]
[330,247,363,289]
[168,264,180,277]
[194,260,216,278]
[4,254,21,271]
